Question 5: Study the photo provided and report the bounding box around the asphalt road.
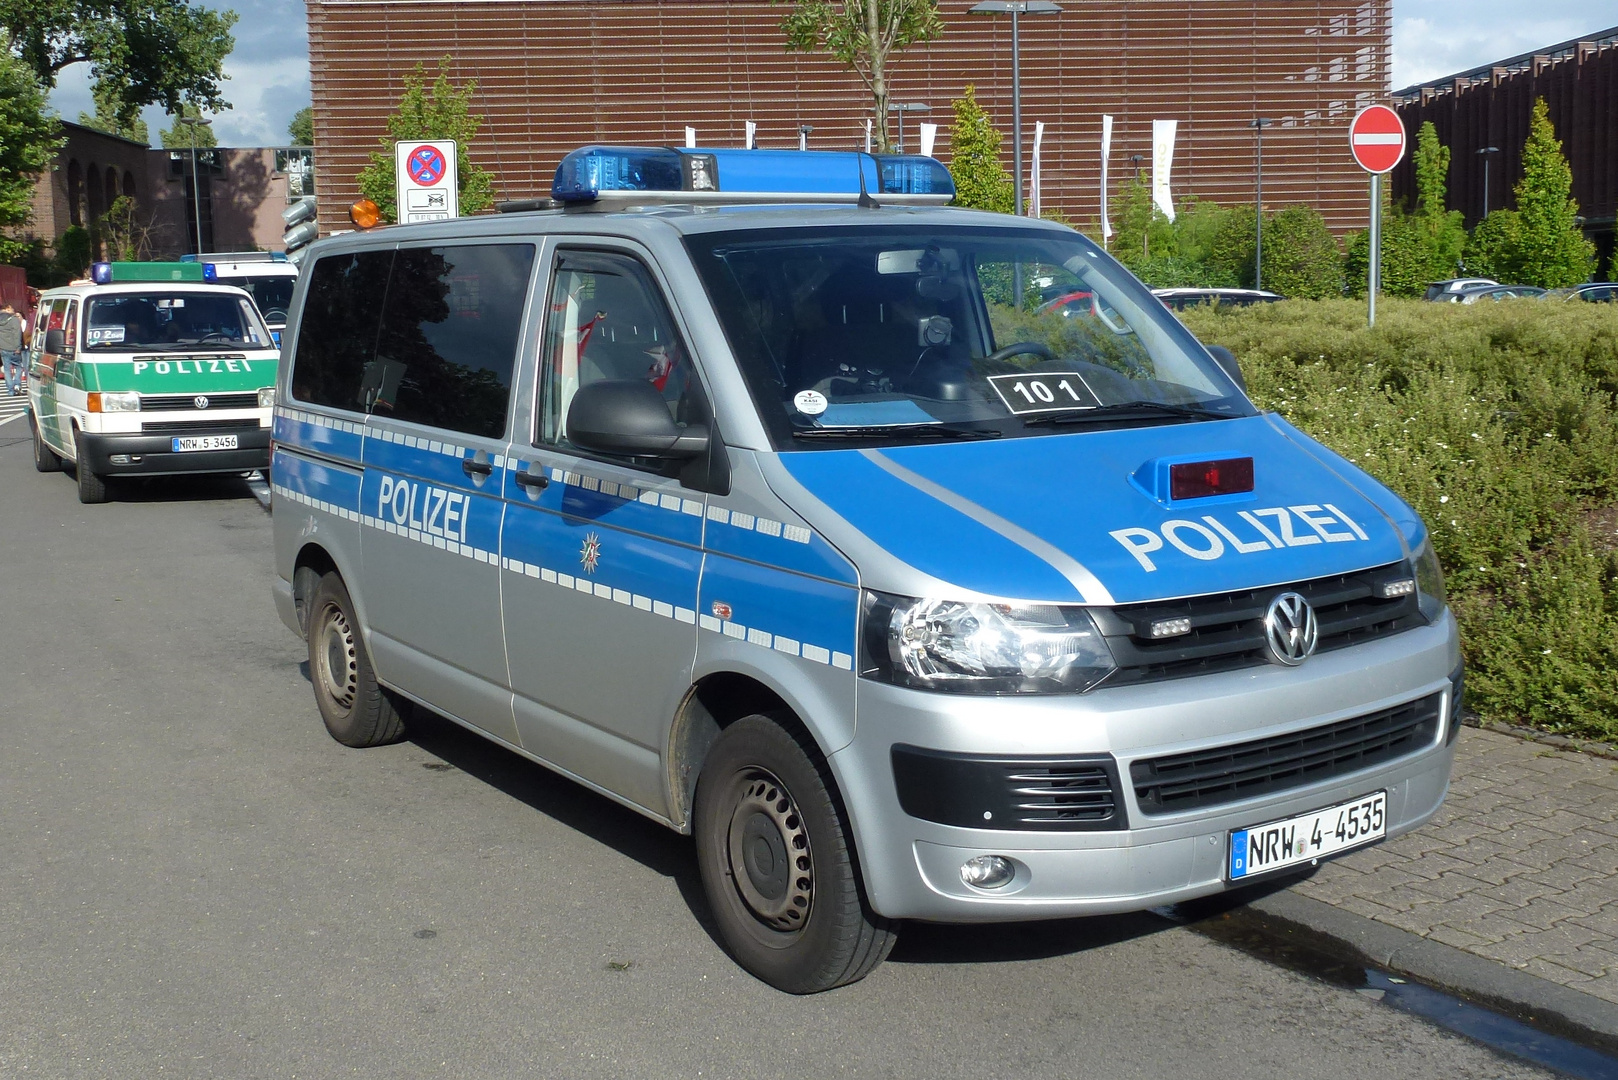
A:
[0,426,1555,1080]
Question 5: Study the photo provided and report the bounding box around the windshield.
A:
[684,225,1251,448]
[237,275,297,325]
[84,292,274,351]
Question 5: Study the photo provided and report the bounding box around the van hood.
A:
[774,414,1413,605]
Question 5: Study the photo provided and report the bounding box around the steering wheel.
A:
[985,341,1054,365]
[198,332,234,343]
[264,309,288,322]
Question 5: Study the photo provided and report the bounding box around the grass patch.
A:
[1180,297,1618,742]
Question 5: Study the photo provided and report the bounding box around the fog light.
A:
[1377,577,1416,599]
[960,855,1015,890]
[1150,616,1192,638]
[109,454,131,465]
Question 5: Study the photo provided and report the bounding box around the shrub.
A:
[1257,205,1343,298]
[1464,209,1523,281]
[948,85,1013,214]
[1180,298,1618,740]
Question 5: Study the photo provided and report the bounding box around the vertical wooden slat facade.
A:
[307,0,1391,238]
[1392,29,1618,275]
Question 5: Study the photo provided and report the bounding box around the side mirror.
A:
[566,380,709,459]
[1206,344,1247,395]
[44,327,69,356]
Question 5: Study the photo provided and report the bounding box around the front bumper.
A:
[833,611,1462,921]
[80,428,271,476]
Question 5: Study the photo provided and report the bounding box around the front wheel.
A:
[307,571,407,747]
[694,715,896,993]
[73,430,107,503]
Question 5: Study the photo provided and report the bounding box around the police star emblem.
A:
[579,531,602,574]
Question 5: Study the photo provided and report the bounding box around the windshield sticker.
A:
[86,326,126,344]
[818,400,938,428]
[988,371,1101,415]
[1110,503,1372,571]
[793,389,828,416]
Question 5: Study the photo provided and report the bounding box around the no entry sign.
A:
[1349,105,1406,174]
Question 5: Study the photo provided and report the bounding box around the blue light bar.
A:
[92,262,113,284]
[550,145,956,205]
[202,263,218,282]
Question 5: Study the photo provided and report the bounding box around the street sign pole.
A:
[1369,174,1381,327]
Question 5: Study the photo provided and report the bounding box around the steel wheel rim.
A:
[315,603,359,711]
[725,767,813,933]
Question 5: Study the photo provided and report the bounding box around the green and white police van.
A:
[27,261,279,503]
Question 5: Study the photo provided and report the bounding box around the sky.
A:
[44,0,1618,149]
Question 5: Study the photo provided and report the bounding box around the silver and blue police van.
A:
[270,146,1460,993]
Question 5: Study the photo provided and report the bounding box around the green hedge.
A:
[1179,298,1618,741]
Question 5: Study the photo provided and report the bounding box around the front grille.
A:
[140,418,263,434]
[142,392,260,411]
[891,745,1126,831]
[1130,691,1445,815]
[1096,561,1426,687]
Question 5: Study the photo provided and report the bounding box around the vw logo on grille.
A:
[194,395,210,410]
[1264,592,1319,666]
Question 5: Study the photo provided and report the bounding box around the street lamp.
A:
[887,102,930,153]
[1250,117,1272,291]
[177,115,213,256]
[1476,146,1500,219]
[798,124,814,152]
[969,0,1063,216]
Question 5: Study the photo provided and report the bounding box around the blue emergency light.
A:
[551,146,956,206]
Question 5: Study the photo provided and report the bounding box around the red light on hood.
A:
[1170,457,1254,500]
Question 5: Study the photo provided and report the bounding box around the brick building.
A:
[306,0,1393,238]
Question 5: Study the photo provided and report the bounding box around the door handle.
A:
[462,458,493,478]
[514,467,549,490]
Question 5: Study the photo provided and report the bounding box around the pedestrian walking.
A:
[0,302,26,396]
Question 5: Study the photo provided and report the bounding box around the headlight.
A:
[860,591,1116,694]
[1413,536,1447,623]
[257,386,277,409]
[88,391,140,413]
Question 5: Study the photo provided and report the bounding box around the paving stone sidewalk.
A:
[1293,726,1618,1003]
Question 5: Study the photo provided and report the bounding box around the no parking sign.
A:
[394,140,460,223]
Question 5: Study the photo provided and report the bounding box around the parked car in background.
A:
[1446,285,1547,304]
[1423,278,1498,301]
[1151,287,1284,311]
[1545,283,1618,303]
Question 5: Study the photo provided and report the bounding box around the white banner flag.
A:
[865,118,873,153]
[1029,121,1045,218]
[918,122,938,158]
[744,120,756,149]
[1152,119,1178,223]
[1101,114,1114,240]
[684,126,697,149]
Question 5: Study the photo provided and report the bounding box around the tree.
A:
[1344,208,1433,298]
[775,0,942,152]
[3,0,237,128]
[159,103,216,148]
[1257,205,1343,299]
[354,58,495,223]
[1464,209,1522,281]
[1109,175,1175,269]
[1412,120,1466,280]
[1511,97,1595,287]
[288,106,313,146]
[0,51,63,261]
[947,86,1012,213]
[77,82,149,143]
[98,194,162,260]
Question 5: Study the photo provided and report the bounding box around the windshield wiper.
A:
[1023,400,1232,427]
[792,423,1002,441]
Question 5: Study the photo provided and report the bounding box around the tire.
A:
[694,714,897,993]
[32,416,61,473]
[307,571,407,747]
[73,430,108,503]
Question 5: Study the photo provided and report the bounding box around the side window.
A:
[29,300,56,361]
[61,300,78,348]
[538,250,703,451]
[289,249,393,412]
[368,243,535,439]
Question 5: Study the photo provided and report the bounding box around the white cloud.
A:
[1393,1,1618,89]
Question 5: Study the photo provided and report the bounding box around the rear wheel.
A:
[694,715,896,993]
[31,417,61,473]
[73,430,107,503]
[307,571,407,747]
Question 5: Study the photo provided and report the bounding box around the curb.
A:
[1464,715,1618,762]
[1241,889,1618,1056]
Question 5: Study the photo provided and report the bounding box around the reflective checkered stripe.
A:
[502,556,699,625]
[697,611,852,669]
